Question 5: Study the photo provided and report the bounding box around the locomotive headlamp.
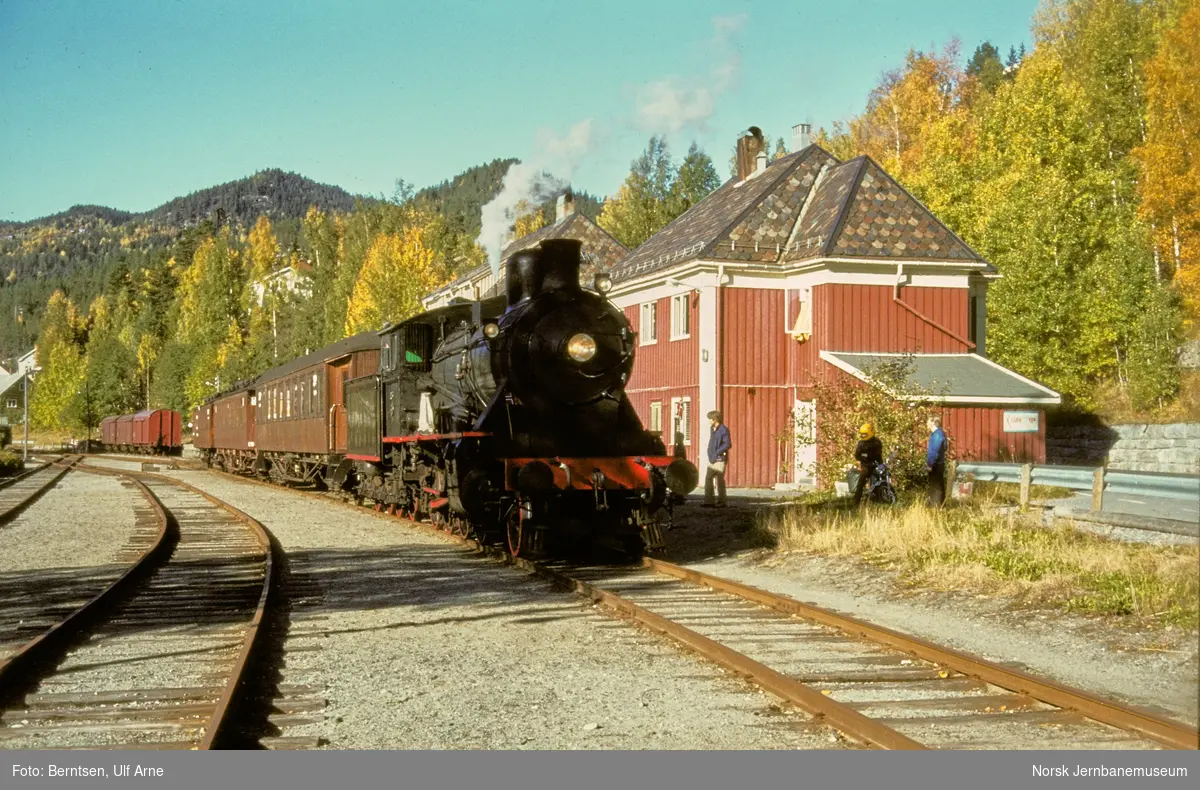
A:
[482,322,500,339]
[593,273,613,295]
[566,333,597,362]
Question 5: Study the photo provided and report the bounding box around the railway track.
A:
[0,466,278,750]
[0,456,79,526]
[375,505,1199,750]
[87,458,1199,751]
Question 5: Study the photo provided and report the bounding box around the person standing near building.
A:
[926,416,948,507]
[703,411,731,508]
[853,423,883,504]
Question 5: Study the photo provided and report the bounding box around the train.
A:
[192,239,699,557]
[99,409,183,455]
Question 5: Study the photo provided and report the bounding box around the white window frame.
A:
[639,301,657,345]
[6,399,16,409]
[649,401,662,433]
[670,294,690,340]
[670,396,692,445]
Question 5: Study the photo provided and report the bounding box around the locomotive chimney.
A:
[736,126,766,181]
[537,239,583,294]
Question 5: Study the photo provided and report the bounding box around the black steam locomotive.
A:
[334,238,697,556]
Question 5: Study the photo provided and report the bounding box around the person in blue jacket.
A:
[703,410,731,508]
[926,416,948,507]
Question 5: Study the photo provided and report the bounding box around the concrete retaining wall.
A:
[1047,423,1200,474]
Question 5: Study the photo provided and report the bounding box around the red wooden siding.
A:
[721,288,801,487]
[623,294,699,393]
[816,284,970,353]
[625,386,701,465]
[942,406,1046,464]
[624,293,700,463]
[721,386,795,487]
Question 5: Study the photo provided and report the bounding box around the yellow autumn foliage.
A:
[344,226,443,335]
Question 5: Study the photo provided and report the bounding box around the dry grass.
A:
[757,501,1199,629]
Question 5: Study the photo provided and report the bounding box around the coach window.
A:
[639,302,657,345]
[312,373,320,413]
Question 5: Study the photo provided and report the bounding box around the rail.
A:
[953,461,1199,511]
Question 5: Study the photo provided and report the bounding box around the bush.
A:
[0,450,22,477]
[803,355,937,491]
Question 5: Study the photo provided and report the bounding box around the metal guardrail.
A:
[955,461,1199,507]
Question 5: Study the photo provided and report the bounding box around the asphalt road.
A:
[1052,490,1199,526]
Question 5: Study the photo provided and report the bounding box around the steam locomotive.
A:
[193,239,698,556]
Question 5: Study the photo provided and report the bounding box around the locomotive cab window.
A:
[403,324,434,372]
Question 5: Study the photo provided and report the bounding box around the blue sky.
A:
[0,0,1038,222]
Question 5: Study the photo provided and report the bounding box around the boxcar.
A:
[99,409,182,454]
[100,416,118,447]
[131,409,182,453]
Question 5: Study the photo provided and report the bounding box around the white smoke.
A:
[633,13,746,135]
[477,120,594,277]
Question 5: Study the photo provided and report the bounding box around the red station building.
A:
[606,125,1061,488]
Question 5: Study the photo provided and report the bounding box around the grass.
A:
[756,500,1199,629]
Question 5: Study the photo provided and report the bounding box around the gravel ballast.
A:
[158,470,842,749]
[0,470,141,574]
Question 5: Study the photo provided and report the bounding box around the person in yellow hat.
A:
[853,422,883,504]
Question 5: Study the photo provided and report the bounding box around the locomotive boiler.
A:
[344,239,698,556]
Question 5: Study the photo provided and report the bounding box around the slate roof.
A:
[436,212,628,300]
[821,352,1061,404]
[611,146,837,281]
[786,158,983,263]
[610,146,989,284]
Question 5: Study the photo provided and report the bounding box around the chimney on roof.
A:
[555,189,576,223]
[735,127,766,181]
[792,122,813,152]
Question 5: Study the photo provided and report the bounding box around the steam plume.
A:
[477,120,593,276]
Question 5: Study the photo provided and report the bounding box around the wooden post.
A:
[946,460,957,501]
[1019,464,1032,509]
[1091,466,1105,512]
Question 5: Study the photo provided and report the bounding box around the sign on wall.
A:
[1003,411,1039,433]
